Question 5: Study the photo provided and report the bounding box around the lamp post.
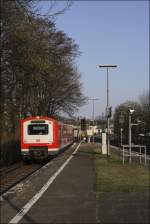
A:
[129,109,136,164]
[88,98,99,143]
[120,128,123,146]
[98,65,117,157]
[128,109,145,164]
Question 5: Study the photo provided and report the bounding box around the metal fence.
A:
[122,145,149,165]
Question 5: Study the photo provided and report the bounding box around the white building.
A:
[87,125,102,136]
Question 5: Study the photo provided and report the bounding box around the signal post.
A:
[80,118,87,141]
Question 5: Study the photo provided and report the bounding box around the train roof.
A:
[20,116,57,122]
[20,116,74,128]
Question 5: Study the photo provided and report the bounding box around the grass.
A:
[94,148,150,192]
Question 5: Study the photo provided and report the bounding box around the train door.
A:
[23,120,53,144]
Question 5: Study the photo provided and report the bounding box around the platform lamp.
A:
[98,64,118,157]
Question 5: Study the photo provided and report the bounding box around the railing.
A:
[122,145,149,165]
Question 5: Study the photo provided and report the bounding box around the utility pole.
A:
[98,65,117,157]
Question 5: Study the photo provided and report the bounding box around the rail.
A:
[0,163,43,196]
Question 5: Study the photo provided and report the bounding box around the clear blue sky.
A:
[39,1,149,119]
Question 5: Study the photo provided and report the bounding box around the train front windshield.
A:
[28,124,49,135]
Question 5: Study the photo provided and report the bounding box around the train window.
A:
[28,124,49,135]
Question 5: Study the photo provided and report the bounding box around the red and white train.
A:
[20,116,74,161]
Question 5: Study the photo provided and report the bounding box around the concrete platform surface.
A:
[0,143,149,224]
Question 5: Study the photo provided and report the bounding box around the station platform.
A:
[1,143,149,223]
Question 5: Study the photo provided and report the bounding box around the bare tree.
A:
[1,0,86,145]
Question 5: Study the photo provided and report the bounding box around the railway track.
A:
[0,162,44,196]
[0,143,76,197]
